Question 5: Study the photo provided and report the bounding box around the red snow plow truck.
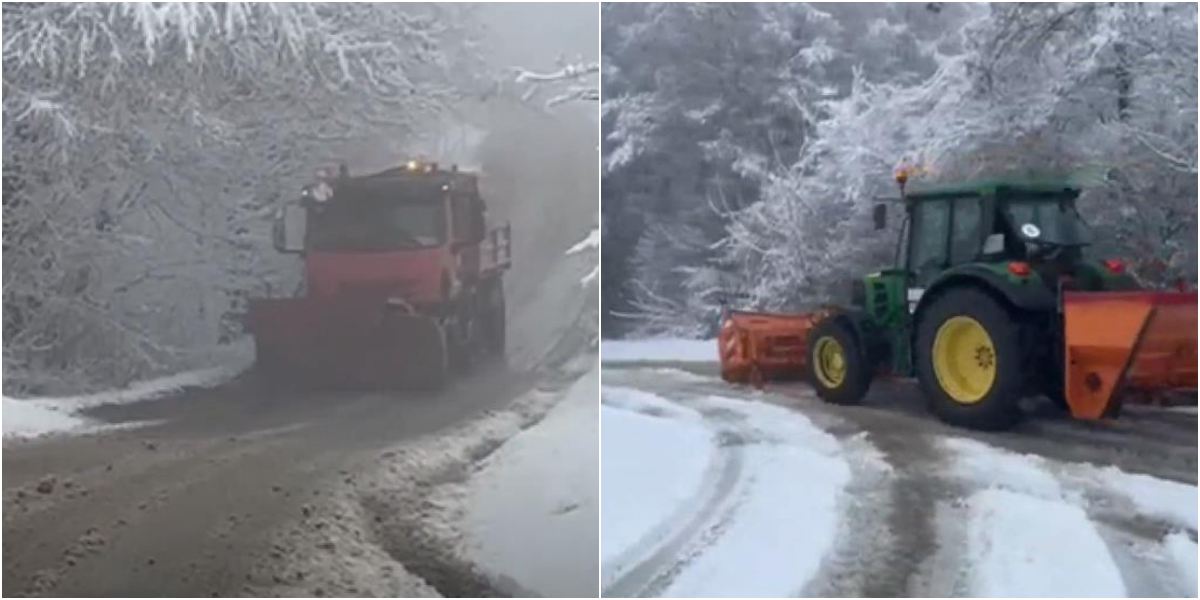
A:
[248,160,511,389]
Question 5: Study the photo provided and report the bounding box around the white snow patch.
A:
[601,389,714,575]
[941,437,1072,501]
[965,489,1127,597]
[600,388,857,596]
[601,338,716,363]
[1163,532,1198,595]
[458,365,600,598]
[2,397,96,439]
[3,362,245,439]
[1083,466,1198,531]
[565,227,599,254]
[602,385,705,423]
[660,395,851,597]
[945,436,1198,532]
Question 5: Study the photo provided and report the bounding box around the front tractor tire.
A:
[807,317,872,405]
[915,289,1024,430]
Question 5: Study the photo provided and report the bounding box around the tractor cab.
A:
[862,176,1139,385]
[878,180,1096,288]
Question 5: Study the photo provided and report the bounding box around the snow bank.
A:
[601,388,714,572]
[458,366,600,597]
[3,363,245,439]
[601,338,716,363]
[965,488,1127,597]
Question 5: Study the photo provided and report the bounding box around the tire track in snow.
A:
[602,376,883,597]
[601,404,747,598]
[937,436,1197,597]
[608,366,1199,597]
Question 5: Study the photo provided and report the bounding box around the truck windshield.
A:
[306,180,446,251]
[1004,196,1092,247]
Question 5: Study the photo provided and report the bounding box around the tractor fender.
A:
[916,266,1056,320]
[820,308,885,366]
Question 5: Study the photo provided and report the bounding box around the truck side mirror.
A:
[273,204,306,253]
[873,203,888,230]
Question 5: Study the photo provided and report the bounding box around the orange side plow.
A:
[1062,291,1198,419]
[718,309,824,387]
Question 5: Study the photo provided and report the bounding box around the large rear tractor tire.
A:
[807,317,872,405]
[915,289,1024,430]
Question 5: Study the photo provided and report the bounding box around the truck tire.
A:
[481,279,506,360]
[807,317,872,405]
[915,288,1023,430]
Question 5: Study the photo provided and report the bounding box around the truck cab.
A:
[273,161,510,308]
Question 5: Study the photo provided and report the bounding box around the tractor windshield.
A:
[1004,195,1092,247]
[306,179,446,251]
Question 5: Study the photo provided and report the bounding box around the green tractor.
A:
[718,174,1197,430]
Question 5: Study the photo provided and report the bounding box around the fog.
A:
[3,3,598,392]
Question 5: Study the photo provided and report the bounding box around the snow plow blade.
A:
[718,309,823,387]
[1062,291,1198,419]
[247,296,448,389]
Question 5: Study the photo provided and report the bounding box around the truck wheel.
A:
[482,280,506,359]
[915,289,1023,430]
[807,317,872,405]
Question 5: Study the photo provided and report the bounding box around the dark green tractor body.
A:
[811,177,1145,429]
[720,173,1195,430]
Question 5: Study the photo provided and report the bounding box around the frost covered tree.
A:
[603,2,858,336]
[516,60,599,108]
[606,2,1196,337]
[3,3,487,393]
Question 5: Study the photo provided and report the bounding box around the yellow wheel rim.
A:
[813,337,847,389]
[932,316,996,404]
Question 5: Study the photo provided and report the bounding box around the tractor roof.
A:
[904,177,1082,200]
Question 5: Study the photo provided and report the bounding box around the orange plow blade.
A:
[718,309,823,387]
[1062,291,1197,419]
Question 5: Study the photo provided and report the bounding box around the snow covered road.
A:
[601,344,1198,598]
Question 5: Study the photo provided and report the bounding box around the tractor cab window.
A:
[949,197,982,264]
[1003,195,1092,248]
[908,199,950,286]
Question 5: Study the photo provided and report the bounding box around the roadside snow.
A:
[659,395,852,598]
[942,437,1068,500]
[601,388,713,573]
[942,436,1198,597]
[965,489,1127,597]
[944,436,1198,532]
[2,397,95,439]
[600,388,859,596]
[458,366,600,597]
[601,338,716,363]
[3,363,246,439]
[1164,532,1198,594]
[1085,466,1198,531]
